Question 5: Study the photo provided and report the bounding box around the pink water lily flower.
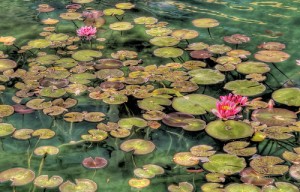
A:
[220,93,248,106]
[212,100,242,119]
[77,26,97,40]
[82,10,103,19]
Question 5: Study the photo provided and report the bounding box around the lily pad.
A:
[265,126,293,140]
[59,179,97,192]
[201,183,224,192]
[205,120,254,141]
[120,139,155,155]
[39,86,66,98]
[203,154,246,175]
[12,129,34,140]
[0,105,14,118]
[272,88,300,107]
[189,68,225,85]
[262,182,299,192]
[171,29,199,40]
[46,33,69,42]
[168,182,194,192]
[103,8,124,16]
[236,61,270,74]
[225,183,261,192]
[110,128,130,138]
[289,165,300,181]
[138,97,172,111]
[72,50,102,62]
[173,152,199,166]
[82,157,108,169]
[134,164,164,179]
[240,168,274,186]
[250,156,289,175]
[208,44,232,54]
[153,47,183,58]
[81,129,108,142]
[182,119,206,131]
[192,18,220,28]
[162,112,194,128]
[84,112,105,122]
[223,141,257,156]
[128,178,150,189]
[109,22,134,31]
[0,59,17,72]
[32,129,55,139]
[190,145,216,157]
[118,117,147,129]
[0,123,15,137]
[282,147,300,164]
[150,36,180,47]
[186,42,209,51]
[64,112,84,122]
[146,27,173,37]
[134,17,158,25]
[34,175,63,189]
[0,168,35,186]
[254,50,290,63]
[34,146,59,156]
[115,2,135,9]
[28,39,52,49]
[36,55,60,65]
[172,94,217,115]
[59,12,82,20]
[224,80,266,96]
[251,108,297,126]
[190,50,212,59]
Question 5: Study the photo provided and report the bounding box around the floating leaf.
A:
[0,168,35,186]
[0,123,15,137]
[272,88,300,107]
[190,145,216,157]
[120,139,155,155]
[254,50,290,63]
[134,164,164,179]
[203,154,246,175]
[224,80,266,96]
[109,22,134,31]
[103,8,124,16]
[118,117,147,129]
[150,36,180,47]
[32,129,55,139]
[201,183,224,192]
[289,165,300,181]
[168,182,194,192]
[59,179,97,192]
[262,182,299,192]
[134,17,158,25]
[250,156,289,175]
[240,168,274,186]
[64,112,84,122]
[173,152,199,166]
[12,129,34,140]
[225,183,261,192]
[192,18,219,28]
[72,50,102,62]
[0,59,17,72]
[82,157,108,169]
[282,147,300,164]
[26,99,52,110]
[138,97,172,111]
[223,141,257,156]
[28,39,52,49]
[34,146,59,156]
[0,105,14,118]
[153,47,183,58]
[189,68,225,85]
[205,120,253,141]
[236,61,270,74]
[251,108,297,126]
[81,129,108,142]
[171,29,199,40]
[128,178,150,189]
[34,175,63,189]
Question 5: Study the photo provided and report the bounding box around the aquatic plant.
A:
[76,26,97,40]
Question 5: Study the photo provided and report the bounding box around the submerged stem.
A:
[207,28,212,39]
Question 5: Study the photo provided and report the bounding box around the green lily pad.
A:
[272,88,300,107]
[205,120,254,141]
[208,44,232,54]
[262,182,299,192]
[153,47,183,58]
[192,18,220,28]
[34,146,59,156]
[146,27,173,37]
[72,0,93,3]
[0,59,17,72]
[120,139,155,155]
[150,36,180,47]
[138,97,172,111]
[134,17,158,25]
[173,152,199,166]
[115,2,135,9]
[189,68,225,85]
[118,117,147,129]
[59,179,97,192]
[0,105,14,118]
[128,178,150,189]
[102,94,128,105]
[0,168,35,186]
[168,182,194,192]
[0,123,15,137]
[81,129,108,142]
[223,141,257,156]
[109,22,134,31]
[182,119,206,131]
[68,73,96,84]
[134,164,164,179]
[36,55,60,65]
[236,61,270,74]
[172,94,217,115]
[34,175,63,189]
[251,108,297,126]
[190,145,216,157]
[203,154,246,175]
[250,156,289,175]
[103,8,124,16]
[28,39,52,49]
[26,99,52,110]
[265,126,293,140]
[95,69,124,79]
[39,86,66,98]
[72,50,102,62]
[55,58,78,68]
[64,112,84,123]
[225,183,261,192]
[201,183,224,192]
[224,80,266,96]
[46,33,69,42]
[32,129,55,139]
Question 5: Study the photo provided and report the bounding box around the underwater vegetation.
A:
[0,0,299,191]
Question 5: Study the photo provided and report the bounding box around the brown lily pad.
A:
[190,145,216,157]
[173,152,199,166]
[254,50,290,63]
[250,156,289,175]
[0,168,35,186]
[223,141,257,157]
[240,168,274,186]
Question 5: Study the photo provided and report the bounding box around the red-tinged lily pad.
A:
[251,108,297,126]
[223,34,250,44]
[173,152,199,166]
[128,178,150,189]
[168,182,194,192]
[13,104,35,114]
[225,183,261,192]
[0,123,15,137]
[289,165,300,181]
[172,94,217,115]
[190,50,212,59]
[262,182,299,192]
[254,50,290,63]
[120,139,155,155]
[82,157,108,169]
[162,112,194,128]
[206,120,254,141]
[240,168,274,186]
[203,154,246,175]
[258,42,286,51]
[223,141,257,157]
[34,146,59,156]
[0,168,35,186]
[59,179,97,192]
[272,88,300,107]
[250,156,289,175]
[34,175,63,189]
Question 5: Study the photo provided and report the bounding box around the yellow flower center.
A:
[222,105,231,110]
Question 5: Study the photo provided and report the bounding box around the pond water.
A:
[0,0,299,192]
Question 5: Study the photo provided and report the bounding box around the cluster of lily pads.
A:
[0,0,299,191]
